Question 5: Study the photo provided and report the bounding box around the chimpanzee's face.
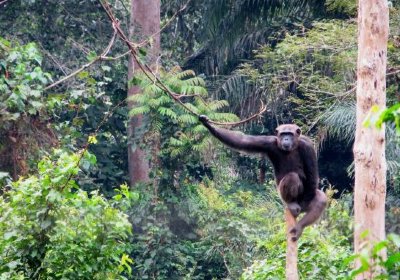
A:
[279,132,296,151]
[276,124,301,152]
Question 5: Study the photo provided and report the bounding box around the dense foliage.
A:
[0,38,56,179]
[0,151,134,279]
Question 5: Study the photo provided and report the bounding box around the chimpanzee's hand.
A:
[199,115,210,124]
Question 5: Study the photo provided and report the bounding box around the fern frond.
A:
[143,84,164,95]
[183,77,206,87]
[157,106,178,119]
[207,100,230,111]
[167,65,182,76]
[169,137,185,146]
[209,112,239,122]
[182,103,199,114]
[192,137,212,152]
[192,124,208,133]
[176,70,195,79]
[127,94,149,104]
[170,146,186,158]
[128,105,151,117]
[152,119,163,132]
[148,98,160,108]
[178,114,198,124]
[157,95,173,105]
[165,76,185,89]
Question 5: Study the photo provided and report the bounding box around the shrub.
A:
[0,151,134,280]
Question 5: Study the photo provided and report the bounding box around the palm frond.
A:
[322,101,356,144]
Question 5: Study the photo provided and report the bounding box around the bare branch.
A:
[387,69,400,76]
[44,30,117,91]
[293,79,356,98]
[0,0,11,7]
[103,50,131,61]
[44,59,98,91]
[98,0,266,127]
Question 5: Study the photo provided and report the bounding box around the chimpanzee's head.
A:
[276,124,301,152]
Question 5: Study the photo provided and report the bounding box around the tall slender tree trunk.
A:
[285,209,298,280]
[353,0,388,278]
[128,0,160,186]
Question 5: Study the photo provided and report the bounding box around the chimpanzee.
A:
[199,115,327,241]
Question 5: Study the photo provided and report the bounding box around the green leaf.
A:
[389,234,400,247]
[86,51,97,61]
[360,230,370,240]
[385,253,400,269]
[78,71,90,79]
[0,171,10,180]
[40,218,52,230]
[372,241,388,255]
[101,65,111,72]
[88,135,98,144]
[138,47,147,57]
[4,230,17,240]
[29,100,43,109]
[30,90,41,97]
[128,76,142,87]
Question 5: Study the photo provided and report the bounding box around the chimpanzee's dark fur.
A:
[199,116,327,241]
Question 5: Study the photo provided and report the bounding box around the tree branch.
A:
[0,0,10,7]
[44,30,117,91]
[98,0,266,127]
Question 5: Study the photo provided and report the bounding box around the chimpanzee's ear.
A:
[296,128,301,135]
[275,128,279,135]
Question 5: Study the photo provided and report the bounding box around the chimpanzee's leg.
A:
[289,190,327,241]
[278,172,304,218]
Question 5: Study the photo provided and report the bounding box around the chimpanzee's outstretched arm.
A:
[199,115,277,153]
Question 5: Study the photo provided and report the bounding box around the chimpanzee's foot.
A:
[289,224,304,241]
[288,202,301,218]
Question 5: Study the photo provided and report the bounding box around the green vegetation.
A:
[0,0,399,279]
[0,152,134,279]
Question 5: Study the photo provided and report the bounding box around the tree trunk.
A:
[128,0,160,185]
[353,0,388,278]
[286,208,298,280]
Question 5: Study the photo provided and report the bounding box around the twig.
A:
[67,37,91,55]
[137,0,191,48]
[59,96,126,192]
[387,69,400,76]
[293,79,356,98]
[98,0,266,127]
[37,42,69,75]
[103,50,131,61]
[216,247,232,276]
[44,60,97,91]
[0,0,10,7]
[44,30,117,91]
[173,93,201,98]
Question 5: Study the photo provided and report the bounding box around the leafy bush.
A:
[0,37,58,178]
[0,151,134,280]
[241,231,351,280]
[347,233,400,280]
